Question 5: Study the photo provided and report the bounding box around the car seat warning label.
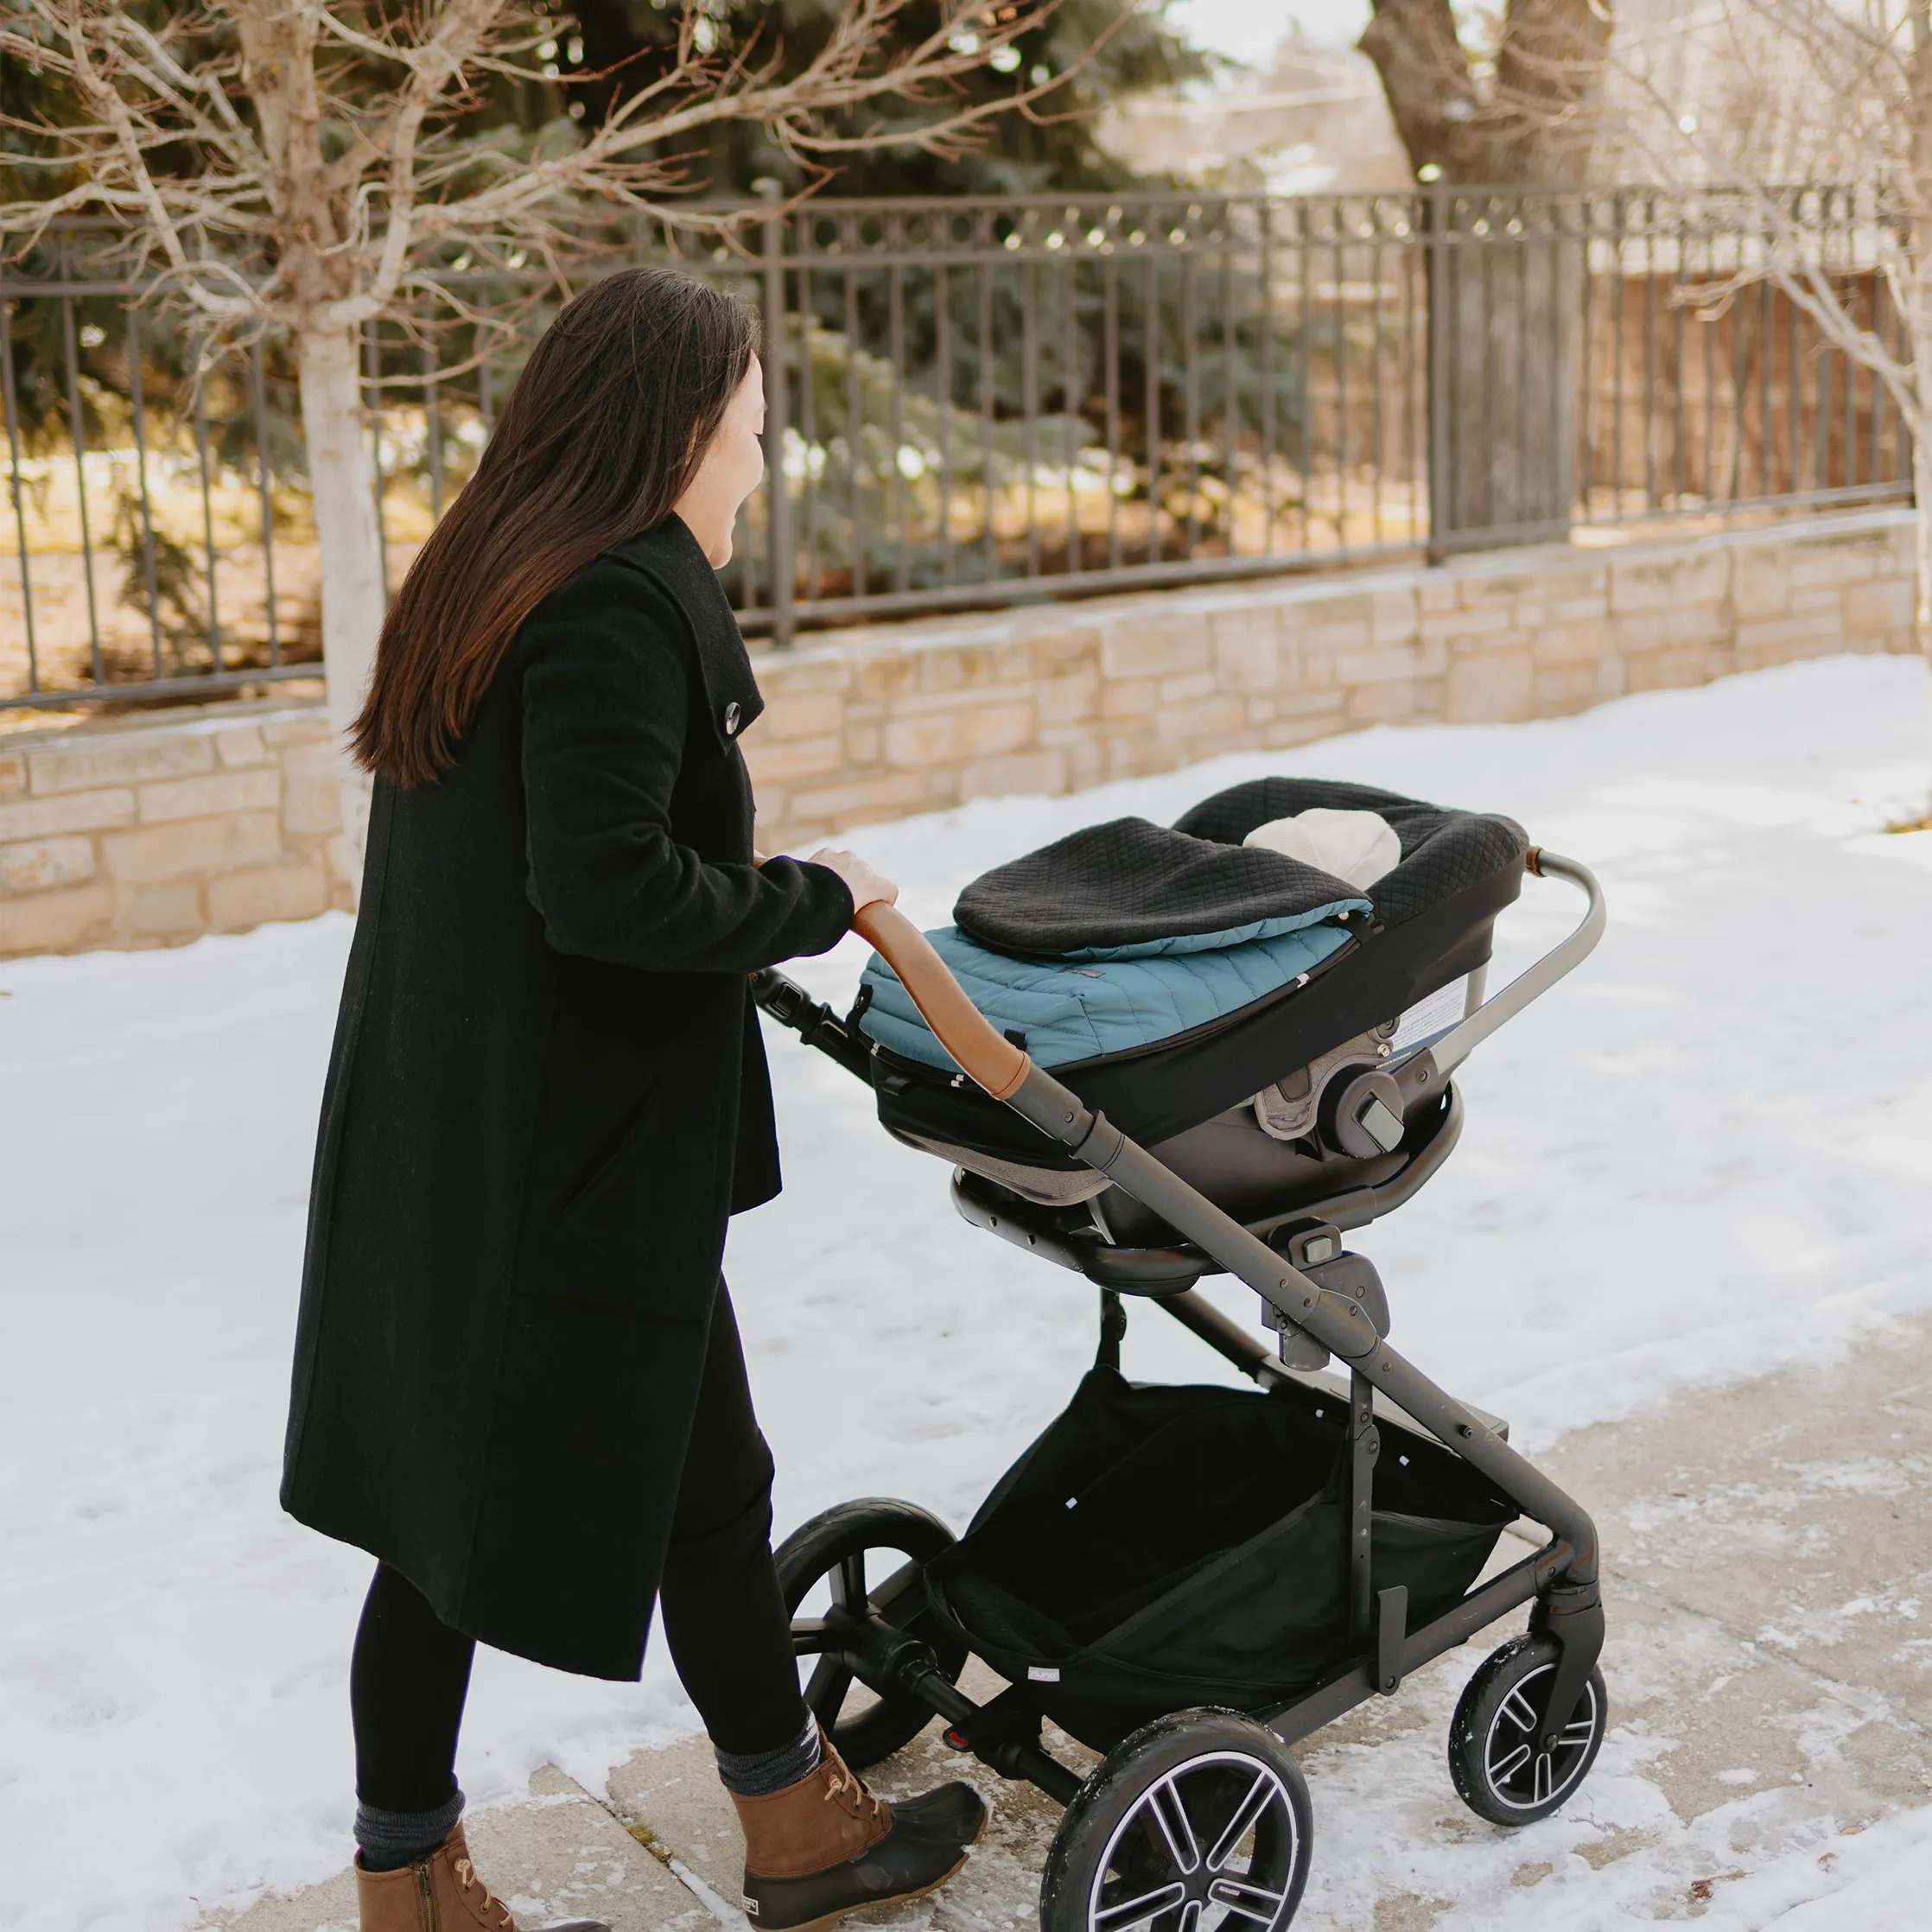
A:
[1392,976,1469,1055]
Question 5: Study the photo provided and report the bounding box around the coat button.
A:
[721,701,741,736]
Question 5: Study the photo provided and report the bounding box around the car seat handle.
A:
[854,901,1033,1102]
[1404,847,1607,1091]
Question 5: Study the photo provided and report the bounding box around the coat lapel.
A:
[614,519,765,748]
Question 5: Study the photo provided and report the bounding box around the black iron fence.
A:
[0,186,1908,709]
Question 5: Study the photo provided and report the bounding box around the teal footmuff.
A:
[856,908,1364,1074]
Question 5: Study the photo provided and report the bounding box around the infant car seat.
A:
[854,779,1527,1241]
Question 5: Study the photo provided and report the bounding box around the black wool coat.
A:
[281,517,854,1680]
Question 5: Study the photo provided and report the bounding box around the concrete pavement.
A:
[196,1765,710,1932]
[199,1317,1932,1930]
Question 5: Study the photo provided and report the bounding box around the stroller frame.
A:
[752,848,1608,1905]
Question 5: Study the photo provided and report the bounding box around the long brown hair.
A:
[351,266,760,785]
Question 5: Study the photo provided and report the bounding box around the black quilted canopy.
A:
[953,817,1363,956]
[951,779,1527,959]
[1173,779,1528,931]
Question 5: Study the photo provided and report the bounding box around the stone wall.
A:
[0,702,355,958]
[747,506,1917,851]
[0,506,1916,958]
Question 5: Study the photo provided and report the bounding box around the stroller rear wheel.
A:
[1039,1709,1312,1932]
[774,1497,968,1770]
[1447,1635,1608,1827]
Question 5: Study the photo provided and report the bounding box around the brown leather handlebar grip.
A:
[853,901,1031,1102]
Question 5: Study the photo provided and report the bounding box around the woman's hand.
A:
[807,848,899,919]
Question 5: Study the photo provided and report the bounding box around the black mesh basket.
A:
[926,1369,1514,1752]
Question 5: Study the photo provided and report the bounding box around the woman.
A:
[283,267,984,1932]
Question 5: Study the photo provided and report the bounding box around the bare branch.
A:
[0,0,1093,338]
[1612,0,1932,424]
[334,0,511,321]
[20,1,253,318]
[108,13,269,180]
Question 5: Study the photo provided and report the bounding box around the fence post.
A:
[757,179,795,647]
[1425,178,1452,565]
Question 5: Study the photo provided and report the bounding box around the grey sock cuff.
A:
[354,1788,465,1872]
[715,1716,823,1798]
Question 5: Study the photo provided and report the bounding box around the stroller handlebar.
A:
[853,901,1033,1102]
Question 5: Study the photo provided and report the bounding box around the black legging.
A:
[351,1285,808,1812]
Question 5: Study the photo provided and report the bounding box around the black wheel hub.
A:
[1039,1710,1312,1932]
[1483,1663,1598,1811]
[1091,1754,1300,1932]
[1447,1634,1608,1827]
[775,1498,967,1770]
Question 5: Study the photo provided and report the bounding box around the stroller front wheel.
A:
[1039,1708,1312,1932]
[774,1497,968,1770]
[1447,1635,1608,1827]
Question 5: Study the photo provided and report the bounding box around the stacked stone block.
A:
[0,702,357,958]
[747,507,1916,851]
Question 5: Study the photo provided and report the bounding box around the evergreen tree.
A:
[566,0,1204,197]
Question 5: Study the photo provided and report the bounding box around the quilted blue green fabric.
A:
[857,902,1364,1073]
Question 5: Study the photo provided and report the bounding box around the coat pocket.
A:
[523,1079,727,1323]
[555,1081,661,1241]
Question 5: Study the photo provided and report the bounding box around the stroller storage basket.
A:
[927,1369,1514,1751]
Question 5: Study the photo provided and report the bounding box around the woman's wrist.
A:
[804,847,899,923]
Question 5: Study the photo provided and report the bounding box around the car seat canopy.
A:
[953,816,1373,959]
[1173,778,1528,931]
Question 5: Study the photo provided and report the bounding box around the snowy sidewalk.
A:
[9,652,1932,1929]
[197,1315,1932,1932]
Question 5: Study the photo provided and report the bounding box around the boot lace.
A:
[823,1760,886,1822]
[453,1853,517,1931]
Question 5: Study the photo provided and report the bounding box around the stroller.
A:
[750,778,1607,1932]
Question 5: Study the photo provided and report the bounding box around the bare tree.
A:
[0,0,1072,864]
[1357,0,1613,539]
[1619,0,1932,817]
[1359,0,1611,185]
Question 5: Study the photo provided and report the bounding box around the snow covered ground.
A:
[3,652,1932,1930]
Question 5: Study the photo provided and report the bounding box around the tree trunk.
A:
[1916,431,1932,658]
[1360,0,1607,546]
[1913,422,1932,823]
[1427,199,1583,541]
[296,324,385,897]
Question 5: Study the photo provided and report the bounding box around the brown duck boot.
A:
[729,1734,985,1932]
[354,1821,611,1932]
